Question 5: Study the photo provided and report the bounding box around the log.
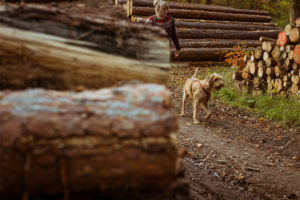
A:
[282,51,287,59]
[131,7,272,22]
[0,26,170,90]
[283,58,292,71]
[294,44,300,64]
[253,77,265,89]
[250,62,258,75]
[291,69,299,75]
[289,28,300,42]
[283,74,291,82]
[272,45,281,61]
[232,71,243,81]
[274,65,282,78]
[285,44,294,53]
[288,50,294,60]
[170,48,254,61]
[259,36,276,42]
[265,57,276,67]
[131,0,270,16]
[284,24,294,36]
[176,28,279,40]
[252,88,264,95]
[115,0,126,5]
[277,32,288,46]
[263,51,269,61]
[291,83,299,94]
[267,82,273,94]
[0,84,188,199]
[179,39,261,48]
[266,67,275,77]
[0,4,169,63]
[242,61,251,80]
[257,61,266,78]
[254,46,262,59]
[292,62,299,70]
[171,61,225,66]
[275,78,283,92]
[262,41,274,52]
[296,18,300,27]
[292,75,300,84]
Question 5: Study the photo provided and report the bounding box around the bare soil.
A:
[170,66,300,200]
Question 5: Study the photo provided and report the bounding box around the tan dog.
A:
[180,68,224,124]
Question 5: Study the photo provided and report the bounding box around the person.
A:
[145,0,181,57]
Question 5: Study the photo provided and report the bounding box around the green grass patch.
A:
[211,66,300,130]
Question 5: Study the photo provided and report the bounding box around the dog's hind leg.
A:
[201,102,211,120]
[193,99,200,124]
[180,89,187,117]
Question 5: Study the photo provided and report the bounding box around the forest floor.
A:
[170,66,300,200]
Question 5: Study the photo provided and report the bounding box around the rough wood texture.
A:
[131,7,271,22]
[170,48,253,61]
[232,71,243,81]
[0,84,189,199]
[250,62,258,75]
[176,28,279,40]
[291,83,299,94]
[272,45,281,61]
[131,0,270,16]
[254,46,262,59]
[258,64,266,78]
[259,36,276,42]
[179,39,261,48]
[0,4,169,63]
[266,57,276,67]
[284,24,293,36]
[290,1,300,26]
[253,77,265,89]
[277,32,288,46]
[275,78,283,92]
[262,41,274,52]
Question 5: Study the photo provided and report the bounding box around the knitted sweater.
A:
[145,15,181,51]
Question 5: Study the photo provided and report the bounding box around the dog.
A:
[180,68,224,124]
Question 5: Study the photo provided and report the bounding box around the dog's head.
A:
[207,73,224,90]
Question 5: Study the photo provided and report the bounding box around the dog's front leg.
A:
[193,99,200,124]
[180,90,187,117]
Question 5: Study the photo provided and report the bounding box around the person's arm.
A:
[145,16,154,25]
[171,19,181,51]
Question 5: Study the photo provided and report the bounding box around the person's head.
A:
[155,0,169,19]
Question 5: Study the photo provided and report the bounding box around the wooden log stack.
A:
[0,84,189,199]
[0,4,170,90]
[121,0,282,63]
[232,18,300,95]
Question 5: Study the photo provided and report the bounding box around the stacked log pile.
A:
[120,0,282,62]
[0,4,170,90]
[233,19,300,95]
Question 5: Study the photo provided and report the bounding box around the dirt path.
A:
[170,68,300,200]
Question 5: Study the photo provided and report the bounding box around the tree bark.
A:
[170,48,254,61]
[0,26,170,90]
[290,0,300,25]
[179,39,261,48]
[131,7,272,22]
[259,36,276,42]
[176,28,279,40]
[0,84,189,199]
[131,0,270,16]
[232,71,243,80]
[0,4,169,63]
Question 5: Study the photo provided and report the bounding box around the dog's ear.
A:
[207,74,215,85]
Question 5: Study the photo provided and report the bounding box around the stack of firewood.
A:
[233,18,300,95]
[118,0,282,63]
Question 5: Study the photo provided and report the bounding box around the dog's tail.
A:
[191,68,199,79]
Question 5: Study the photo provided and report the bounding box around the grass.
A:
[211,66,300,130]
[171,65,300,130]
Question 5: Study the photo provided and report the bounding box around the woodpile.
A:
[0,3,190,199]
[0,84,188,199]
[122,0,281,62]
[0,4,170,90]
[233,18,300,95]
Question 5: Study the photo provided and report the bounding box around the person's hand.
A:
[175,50,180,58]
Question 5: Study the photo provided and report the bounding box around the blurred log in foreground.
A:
[0,4,171,90]
[0,84,189,200]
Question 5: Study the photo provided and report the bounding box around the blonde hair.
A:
[154,0,169,12]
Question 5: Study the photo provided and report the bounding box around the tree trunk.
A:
[0,26,170,90]
[258,63,266,78]
[262,41,274,52]
[115,0,126,5]
[275,78,283,92]
[263,51,269,61]
[232,71,243,80]
[242,61,252,79]
[170,48,253,61]
[266,57,276,67]
[277,32,288,46]
[294,44,300,64]
[131,0,270,16]
[284,24,294,36]
[266,67,275,77]
[250,62,258,75]
[0,84,188,199]
[254,46,262,59]
[272,45,282,61]
[131,7,272,22]
[133,16,278,27]
[289,28,300,42]
[0,4,169,63]
[179,39,261,48]
[291,83,299,94]
[176,28,279,40]
[290,0,300,25]
[259,36,276,42]
[253,77,265,89]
